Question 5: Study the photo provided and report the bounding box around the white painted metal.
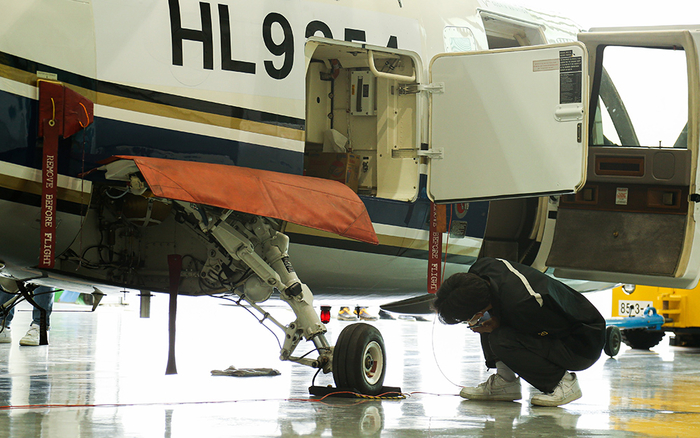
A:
[427,43,588,203]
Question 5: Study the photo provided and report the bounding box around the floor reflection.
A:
[0,292,698,436]
[278,399,384,438]
[605,347,700,437]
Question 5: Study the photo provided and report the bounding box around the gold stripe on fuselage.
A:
[0,63,305,143]
[0,173,91,206]
[0,63,38,89]
[96,93,305,142]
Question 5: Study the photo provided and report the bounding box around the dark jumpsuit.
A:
[469,257,606,393]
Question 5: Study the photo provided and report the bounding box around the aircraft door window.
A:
[591,46,688,149]
[443,26,477,52]
[480,12,546,49]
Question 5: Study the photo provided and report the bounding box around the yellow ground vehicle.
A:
[612,283,700,349]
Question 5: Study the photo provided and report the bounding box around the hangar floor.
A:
[0,289,698,437]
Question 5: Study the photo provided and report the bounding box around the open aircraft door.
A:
[543,28,700,289]
[427,29,700,289]
[426,43,589,203]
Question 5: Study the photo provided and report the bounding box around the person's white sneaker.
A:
[0,328,10,344]
[460,374,522,401]
[531,372,582,407]
[19,324,45,346]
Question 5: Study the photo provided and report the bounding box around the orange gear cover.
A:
[111,156,378,245]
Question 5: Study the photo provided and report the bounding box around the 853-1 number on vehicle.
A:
[618,300,653,317]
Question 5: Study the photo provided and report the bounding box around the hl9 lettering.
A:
[169,0,291,79]
[168,0,398,81]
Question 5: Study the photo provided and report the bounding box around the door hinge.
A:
[399,82,445,95]
[417,148,444,160]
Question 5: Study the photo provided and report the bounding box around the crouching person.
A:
[434,257,605,407]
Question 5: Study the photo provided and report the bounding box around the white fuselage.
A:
[0,0,582,293]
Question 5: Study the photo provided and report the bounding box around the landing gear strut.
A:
[176,202,387,392]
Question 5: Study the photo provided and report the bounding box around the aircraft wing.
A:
[101,156,378,245]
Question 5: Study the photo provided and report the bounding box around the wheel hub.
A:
[362,340,384,385]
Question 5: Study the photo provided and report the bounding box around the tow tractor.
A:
[603,305,665,357]
[603,283,700,357]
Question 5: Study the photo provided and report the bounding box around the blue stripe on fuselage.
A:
[0,87,488,237]
[361,194,488,239]
[0,87,304,175]
[93,117,304,175]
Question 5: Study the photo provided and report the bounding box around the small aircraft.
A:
[1,0,699,394]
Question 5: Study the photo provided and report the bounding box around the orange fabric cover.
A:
[115,156,378,245]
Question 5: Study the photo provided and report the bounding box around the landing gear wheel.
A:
[332,323,386,395]
[604,326,621,357]
[621,329,665,350]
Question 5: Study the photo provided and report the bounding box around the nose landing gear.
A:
[175,202,390,394]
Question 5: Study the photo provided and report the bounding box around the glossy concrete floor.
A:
[0,290,698,437]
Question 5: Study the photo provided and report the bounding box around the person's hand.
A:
[471,317,499,333]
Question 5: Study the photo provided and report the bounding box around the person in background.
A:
[0,281,54,346]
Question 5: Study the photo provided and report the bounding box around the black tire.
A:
[333,323,386,395]
[621,328,665,350]
[604,326,621,357]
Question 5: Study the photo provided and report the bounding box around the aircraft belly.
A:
[0,199,83,267]
[289,241,477,293]
[284,198,486,294]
